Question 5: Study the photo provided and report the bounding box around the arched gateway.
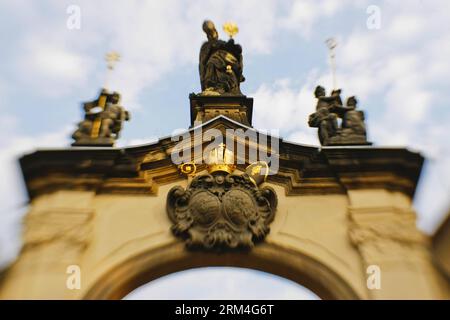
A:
[0,21,448,300]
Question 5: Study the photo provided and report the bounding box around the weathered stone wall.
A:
[1,179,447,299]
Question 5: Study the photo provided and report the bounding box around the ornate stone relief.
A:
[167,154,277,250]
[348,207,429,270]
[348,217,425,248]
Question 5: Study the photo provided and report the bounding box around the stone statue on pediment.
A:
[72,89,130,146]
[198,20,245,96]
[308,86,370,146]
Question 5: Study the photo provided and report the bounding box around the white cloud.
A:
[280,0,318,37]
[280,0,355,37]
[17,40,93,97]
[388,14,425,41]
[29,43,89,81]
[251,77,317,133]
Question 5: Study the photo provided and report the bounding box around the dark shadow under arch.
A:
[83,242,361,300]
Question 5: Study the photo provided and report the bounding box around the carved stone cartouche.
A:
[167,172,277,250]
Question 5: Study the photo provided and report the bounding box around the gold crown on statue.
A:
[207,143,236,174]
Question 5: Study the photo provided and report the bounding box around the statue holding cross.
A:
[71,52,130,147]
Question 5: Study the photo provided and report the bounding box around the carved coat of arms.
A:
[167,162,277,250]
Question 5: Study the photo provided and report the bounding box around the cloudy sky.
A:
[0,0,449,299]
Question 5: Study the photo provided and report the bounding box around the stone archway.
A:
[1,117,447,300]
[83,242,361,300]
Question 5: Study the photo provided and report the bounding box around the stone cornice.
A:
[19,116,424,201]
[321,146,424,198]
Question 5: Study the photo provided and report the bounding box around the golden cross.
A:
[91,52,121,139]
[103,51,120,90]
[105,51,121,70]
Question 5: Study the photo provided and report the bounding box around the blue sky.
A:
[0,0,449,299]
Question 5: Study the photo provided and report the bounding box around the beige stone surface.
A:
[0,182,448,299]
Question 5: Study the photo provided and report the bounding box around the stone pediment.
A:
[20,115,423,201]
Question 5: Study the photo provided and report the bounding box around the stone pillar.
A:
[347,189,448,299]
[0,191,94,299]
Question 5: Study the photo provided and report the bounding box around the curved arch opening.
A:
[123,267,320,300]
[84,242,360,300]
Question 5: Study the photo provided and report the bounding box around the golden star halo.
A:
[222,22,239,38]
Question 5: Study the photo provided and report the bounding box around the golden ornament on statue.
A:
[223,22,239,39]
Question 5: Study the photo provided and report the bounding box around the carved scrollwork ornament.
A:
[166,171,277,251]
